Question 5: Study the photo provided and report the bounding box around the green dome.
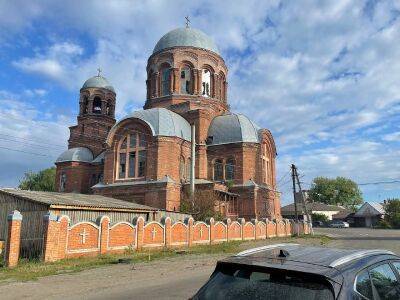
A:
[153,27,219,54]
[82,76,115,93]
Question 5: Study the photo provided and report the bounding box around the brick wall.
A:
[4,211,311,266]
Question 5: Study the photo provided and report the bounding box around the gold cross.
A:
[185,16,190,28]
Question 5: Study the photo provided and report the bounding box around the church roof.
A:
[56,147,94,163]
[81,75,115,93]
[153,27,219,55]
[111,108,191,142]
[207,113,261,145]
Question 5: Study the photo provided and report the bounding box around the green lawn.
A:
[0,234,330,282]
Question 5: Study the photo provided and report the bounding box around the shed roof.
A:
[354,202,384,217]
[0,189,157,212]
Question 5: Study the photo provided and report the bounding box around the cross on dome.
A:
[97,67,102,77]
[185,16,190,28]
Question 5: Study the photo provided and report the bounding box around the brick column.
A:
[193,69,200,94]
[43,213,60,262]
[162,217,172,248]
[155,72,160,97]
[172,68,180,94]
[185,217,194,247]
[5,210,22,268]
[252,219,258,240]
[238,218,245,240]
[134,217,145,250]
[98,216,110,255]
[206,217,215,245]
[225,218,231,241]
[275,221,280,237]
[57,216,69,260]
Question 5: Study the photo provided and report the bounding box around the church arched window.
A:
[180,66,192,94]
[60,173,67,192]
[117,132,147,179]
[201,69,211,97]
[161,67,171,96]
[186,157,191,180]
[93,96,102,114]
[106,101,111,116]
[219,72,226,102]
[225,158,235,181]
[83,96,89,114]
[214,159,223,181]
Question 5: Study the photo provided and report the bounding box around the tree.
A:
[19,167,56,192]
[309,176,363,209]
[312,213,329,223]
[384,199,400,229]
[180,190,223,221]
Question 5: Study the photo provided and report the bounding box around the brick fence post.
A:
[262,218,269,239]
[238,218,245,240]
[57,216,69,259]
[206,218,215,245]
[251,219,258,240]
[184,217,194,247]
[162,217,171,248]
[224,218,231,241]
[97,216,110,255]
[5,210,22,268]
[133,217,145,250]
[43,213,60,262]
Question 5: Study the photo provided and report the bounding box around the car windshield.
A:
[193,265,335,300]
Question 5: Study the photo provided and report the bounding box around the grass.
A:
[0,235,331,282]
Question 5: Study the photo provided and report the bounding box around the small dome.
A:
[153,27,219,55]
[110,108,191,142]
[56,147,94,163]
[82,76,115,93]
[208,113,261,145]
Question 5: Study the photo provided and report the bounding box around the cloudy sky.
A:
[0,0,399,204]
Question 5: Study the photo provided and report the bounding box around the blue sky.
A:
[0,0,400,205]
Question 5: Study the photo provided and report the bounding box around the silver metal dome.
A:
[208,113,261,145]
[111,108,191,142]
[82,76,115,93]
[153,27,219,54]
[56,147,94,163]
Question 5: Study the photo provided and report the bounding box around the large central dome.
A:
[153,27,219,54]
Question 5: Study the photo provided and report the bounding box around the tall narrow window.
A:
[93,96,102,114]
[60,173,67,192]
[186,157,191,180]
[161,68,171,96]
[214,159,223,181]
[225,159,235,181]
[83,96,89,114]
[180,67,192,94]
[261,143,269,184]
[117,133,147,179]
[202,69,211,97]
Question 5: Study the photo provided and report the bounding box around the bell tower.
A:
[68,70,116,157]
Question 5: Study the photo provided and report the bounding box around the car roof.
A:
[220,244,399,282]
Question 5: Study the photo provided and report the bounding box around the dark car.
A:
[192,243,400,300]
[312,220,324,227]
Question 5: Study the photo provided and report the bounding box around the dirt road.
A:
[1,229,399,300]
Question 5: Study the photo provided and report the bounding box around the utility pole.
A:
[293,164,314,235]
[190,124,196,210]
[291,164,300,236]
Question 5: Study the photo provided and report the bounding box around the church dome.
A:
[153,27,219,55]
[109,108,191,142]
[56,147,94,163]
[82,75,115,93]
[208,113,261,145]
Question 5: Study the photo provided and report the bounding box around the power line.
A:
[0,146,56,158]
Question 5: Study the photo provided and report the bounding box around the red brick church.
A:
[55,26,281,220]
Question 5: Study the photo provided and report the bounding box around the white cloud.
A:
[1,0,400,201]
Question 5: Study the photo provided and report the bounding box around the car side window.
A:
[392,262,400,275]
[355,270,373,299]
[369,263,400,300]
